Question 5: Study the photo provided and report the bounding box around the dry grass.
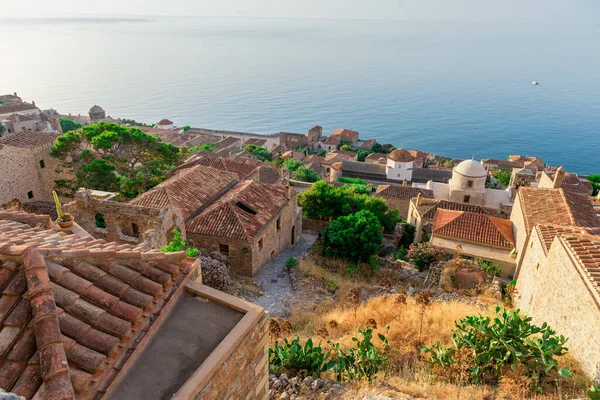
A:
[274,258,591,399]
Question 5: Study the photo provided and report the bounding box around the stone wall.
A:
[380,197,411,219]
[280,132,309,149]
[516,230,600,380]
[302,217,329,233]
[0,143,62,204]
[65,189,185,249]
[509,195,528,267]
[194,310,269,400]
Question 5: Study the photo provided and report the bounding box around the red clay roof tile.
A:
[432,209,515,248]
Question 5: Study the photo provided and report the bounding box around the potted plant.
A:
[53,191,74,228]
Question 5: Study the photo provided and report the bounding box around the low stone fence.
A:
[302,218,329,233]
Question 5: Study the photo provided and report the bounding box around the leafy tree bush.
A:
[292,166,320,183]
[407,242,446,271]
[589,384,600,400]
[0,124,5,135]
[282,158,303,171]
[160,229,199,258]
[269,337,331,377]
[285,257,298,271]
[346,263,359,277]
[299,181,399,233]
[198,143,217,152]
[588,174,600,196]
[357,149,371,161]
[50,122,186,198]
[120,118,144,126]
[494,167,511,187]
[328,326,390,382]
[182,125,191,131]
[339,144,353,152]
[422,308,571,388]
[185,247,200,258]
[398,223,416,248]
[59,118,83,133]
[371,142,395,154]
[338,177,367,185]
[317,150,327,157]
[475,258,502,277]
[243,144,272,161]
[322,210,383,261]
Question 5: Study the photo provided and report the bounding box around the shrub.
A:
[322,210,383,261]
[390,246,408,261]
[161,229,185,253]
[346,263,359,277]
[327,326,390,382]
[243,144,272,161]
[285,257,298,271]
[325,279,339,292]
[185,247,199,258]
[398,223,416,248]
[337,177,367,185]
[475,258,502,277]
[368,255,379,271]
[282,158,303,171]
[269,337,331,377]
[291,166,320,183]
[421,307,571,387]
[182,125,191,131]
[589,384,600,400]
[407,242,446,271]
[493,167,511,187]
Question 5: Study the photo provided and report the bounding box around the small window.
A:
[258,237,264,250]
[463,195,470,203]
[219,243,230,256]
[467,180,473,188]
[131,223,140,238]
[39,160,45,169]
[276,217,281,231]
[27,191,33,199]
[95,213,106,228]
[235,201,256,215]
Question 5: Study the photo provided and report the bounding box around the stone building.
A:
[156,118,175,130]
[0,210,269,400]
[509,166,537,191]
[322,151,358,178]
[431,209,517,276]
[64,189,185,250]
[510,185,600,380]
[330,128,359,146]
[407,196,490,242]
[0,131,63,204]
[130,163,301,275]
[322,138,339,152]
[88,105,106,121]
[279,131,309,149]
[374,185,433,219]
[385,148,415,181]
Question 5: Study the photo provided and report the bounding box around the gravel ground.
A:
[253,233,317,316]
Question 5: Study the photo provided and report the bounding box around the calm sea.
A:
[1,16,599,173]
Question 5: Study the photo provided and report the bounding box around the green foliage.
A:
[339,144,353,152]
[440,159,455,168]
[494,167,512,187]
[368,256,379,271]
[390,246,408,261]
[291,166,320,183]
[346,263,359,277]
[322,210,383,261]
[327,326,390,382]
[399,223,416,248]
[0,124,5,135]
[283,158,303,172]
[285,257,298,271]
[317,150,327,157]
[371,142,395,154]
[357,149,372,161]
[299,181,399,233]
[475,258,502,277]
[269,337,331,377]
[120,118,144,126]
[185,247,200,258]
[338,177,367,185]
[588,174,600,196]
[325,279,339,292]
[94,213,107,228]
[421,307,570,386]
[161,229,185,253]
[182,125,191,131]
[588,384,600,400]
[50,122,186,198]
[243,144,272,161]
[59,118,83,133]
[198,143,217,152]
[0,100,4,104]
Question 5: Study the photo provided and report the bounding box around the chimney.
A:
[553,166,565,188]
[402,179,407,187]
[13,92,17,96]
[32,101,35,107]
[416,192,423,206]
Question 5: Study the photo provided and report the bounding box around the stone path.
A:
[253,233,318,316]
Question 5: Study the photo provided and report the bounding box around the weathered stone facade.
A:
[515,229,600,380]
[279,131,309,149]
[193,310,269,400]
[0,137,63,204]
[65,189,185,249]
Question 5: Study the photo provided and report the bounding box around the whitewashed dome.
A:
[453,159,487,177]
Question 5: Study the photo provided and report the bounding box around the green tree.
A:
[357,149,371,161]
[291,166,320,183]
[59,118,83,133]
[282,158,303,172]
[588,174,600,196]
[50,122,186,198]
[182,125,191,131]
[0,124,5,135]
[243,144,272,161]
[317,150,327,157]
[372,142,395,154]
[340,144,353,152]
[494,167,511,187]
[198,143,217,152]
[322,210,383,261]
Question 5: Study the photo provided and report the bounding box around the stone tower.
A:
[89,105,106,121]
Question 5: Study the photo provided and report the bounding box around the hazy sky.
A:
[2,0,599,23]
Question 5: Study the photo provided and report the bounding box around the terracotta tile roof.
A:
[481,159,524,169]
[359,139,376,150]
[257,165,284,185]
[244,138,267,147]
[0,103,39,115]
[156,119,173,125]
[323,138,339,145]
[323,151,357,165]
[129,165,239,218]
[561,233,600,295]
[388,148,415,162]
[374,185,433,200]
[415,198,490,220]
[432,209,515,248]
[535,224,600,254]
[365,153,388,164]
[518,188,600,232]
[0,131,57,149]
[0,211,191,399]
[174,155,263,180]
[215,136,241,149]
[330,129,359,140]
[270,144,287,155]
[186,181,288,240]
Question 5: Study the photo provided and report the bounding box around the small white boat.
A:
[532,81,539,85]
